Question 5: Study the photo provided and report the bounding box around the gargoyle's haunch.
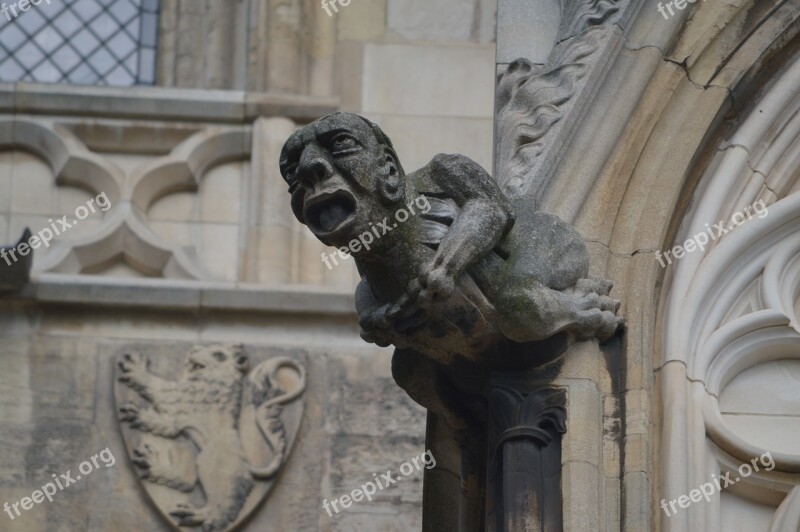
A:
[279,112,623,366]
[116,345,306,532]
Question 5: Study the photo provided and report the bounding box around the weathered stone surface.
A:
[387,0,476,42]
[325,350,425,437]
[338,0,387,41]
[496,0,560,64]
[361,44,495,118]
[476,0,497,44]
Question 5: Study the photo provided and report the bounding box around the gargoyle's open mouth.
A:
[189,360,205,371]
[304,191,357,235]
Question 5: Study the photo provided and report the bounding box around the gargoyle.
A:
[279,112,622,426]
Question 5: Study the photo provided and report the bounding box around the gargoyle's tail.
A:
[246,357,306,480]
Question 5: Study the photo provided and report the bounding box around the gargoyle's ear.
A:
[377,151,404,204]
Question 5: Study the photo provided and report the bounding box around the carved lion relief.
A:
[114,344,306,531]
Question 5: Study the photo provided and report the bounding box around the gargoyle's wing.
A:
[246,357,306,479]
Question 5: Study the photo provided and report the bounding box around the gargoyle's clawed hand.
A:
[572,309,624,341]
[569,278,625,341]
[574,277,613,297]
[358,302,394,346]
[359,281,430,346]
[417,261,457,308]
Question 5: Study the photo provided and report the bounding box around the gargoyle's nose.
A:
[297,144,335,191]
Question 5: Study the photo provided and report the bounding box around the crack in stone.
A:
[585,239,660,258]
[718,144,782,197]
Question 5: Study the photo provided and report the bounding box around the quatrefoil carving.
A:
[0,119,250,279]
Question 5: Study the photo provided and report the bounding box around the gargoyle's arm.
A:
[425,154,515,279]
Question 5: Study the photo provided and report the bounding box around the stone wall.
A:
[0,297,426,531]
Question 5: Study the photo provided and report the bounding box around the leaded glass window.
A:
[0,0,159,86]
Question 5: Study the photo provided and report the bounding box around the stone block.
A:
[24,337,98,423]
[387,0,475,42]
[324,348,425,438]
[338,0,387,41]
[197,222,239,281]
[0,152,12,213]
[477,0,497,44]
[496,0,559,64]
[366,114,494,175]
[562,460,600,531]
[624,433,650,475]
[147,161,242,226]
[623,471,650,532]
[361,43,495,118]
[560,379,603,467]
[10,153,54,217]
[335,40,364,112]
[327,434,428,503]
[325,508,422,531]
[624,388,650,436]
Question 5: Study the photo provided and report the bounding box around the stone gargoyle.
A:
[279,112,622,426]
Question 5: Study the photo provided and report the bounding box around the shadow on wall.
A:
[0,228,33,293]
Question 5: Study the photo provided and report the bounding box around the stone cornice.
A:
[0,82,339,124]
[9,274,357,316]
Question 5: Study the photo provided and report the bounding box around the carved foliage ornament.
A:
[496,0,627,200]
[114,345,306,531]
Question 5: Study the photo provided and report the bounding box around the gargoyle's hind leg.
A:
[495,281,621,343]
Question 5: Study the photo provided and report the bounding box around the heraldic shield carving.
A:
[113,344,306,531]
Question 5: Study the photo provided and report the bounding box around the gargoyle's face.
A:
[279,113,404,248]
[184,344,248,381]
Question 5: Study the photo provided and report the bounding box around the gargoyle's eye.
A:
[284,165,300,192]
[212,351,227,362]
[283,163,297,178]
[330,134,358,153]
